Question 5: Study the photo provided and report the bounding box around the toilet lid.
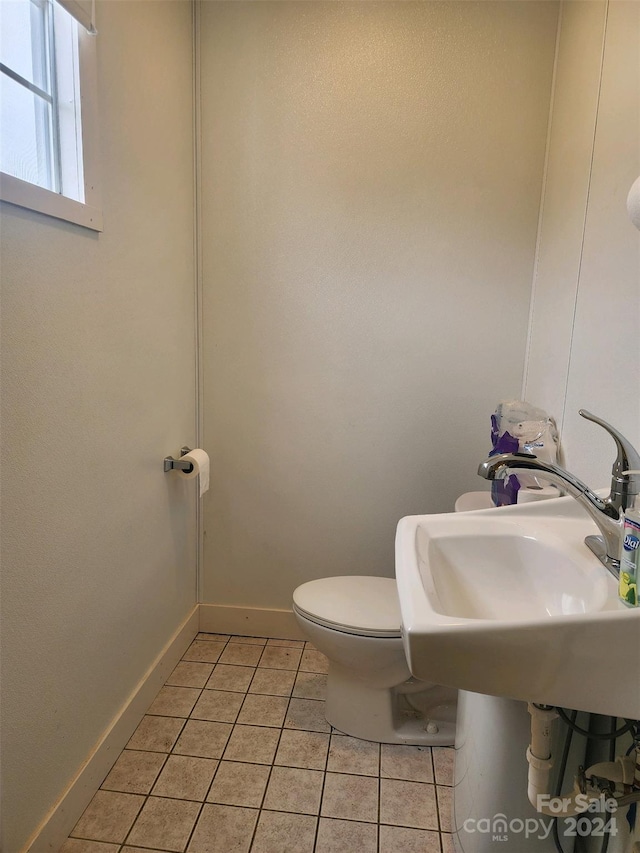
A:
[293,576,402,638]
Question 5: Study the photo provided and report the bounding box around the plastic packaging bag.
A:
[489,401,560,506]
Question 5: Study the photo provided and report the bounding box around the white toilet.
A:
[292,575,457,745]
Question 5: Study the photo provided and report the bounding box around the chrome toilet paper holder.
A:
[163,447,194,473]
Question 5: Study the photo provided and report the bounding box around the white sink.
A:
[395,496,640,718]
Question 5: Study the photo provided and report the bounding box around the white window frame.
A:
[0,3,102,232]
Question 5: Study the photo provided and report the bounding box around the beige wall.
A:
[524,0,640,487]
[200,1,559,610]
[0,2,197,849]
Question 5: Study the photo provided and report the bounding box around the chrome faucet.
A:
[478,410,640,578]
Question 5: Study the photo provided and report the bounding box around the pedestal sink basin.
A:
[395,496,640,718]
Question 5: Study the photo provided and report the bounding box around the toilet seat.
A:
[293,576,402,638]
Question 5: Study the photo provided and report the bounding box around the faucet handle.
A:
[579,409,640,492]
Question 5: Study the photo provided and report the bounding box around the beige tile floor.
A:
[62,634,456,853]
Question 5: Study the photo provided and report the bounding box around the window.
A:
[0,0,102,230]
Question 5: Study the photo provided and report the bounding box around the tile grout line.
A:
[246,641,304,852]
[134,633,263,850]
[309,714,330,852]
[376,739,382,853]
[433,745,449,853]
[179,632,239,853]
[196,640,308,850]
[120,634,234,851]
[430,745,445,850]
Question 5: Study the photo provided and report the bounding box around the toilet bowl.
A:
[292,576,456,745]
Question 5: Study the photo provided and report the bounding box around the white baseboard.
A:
[25,606,199,853]
[199,603,306,640]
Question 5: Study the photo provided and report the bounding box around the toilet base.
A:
[325,665,457,745]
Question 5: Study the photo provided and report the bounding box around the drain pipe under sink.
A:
[525,704,574,815]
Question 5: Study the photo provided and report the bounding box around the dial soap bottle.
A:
[619,490,640,607]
